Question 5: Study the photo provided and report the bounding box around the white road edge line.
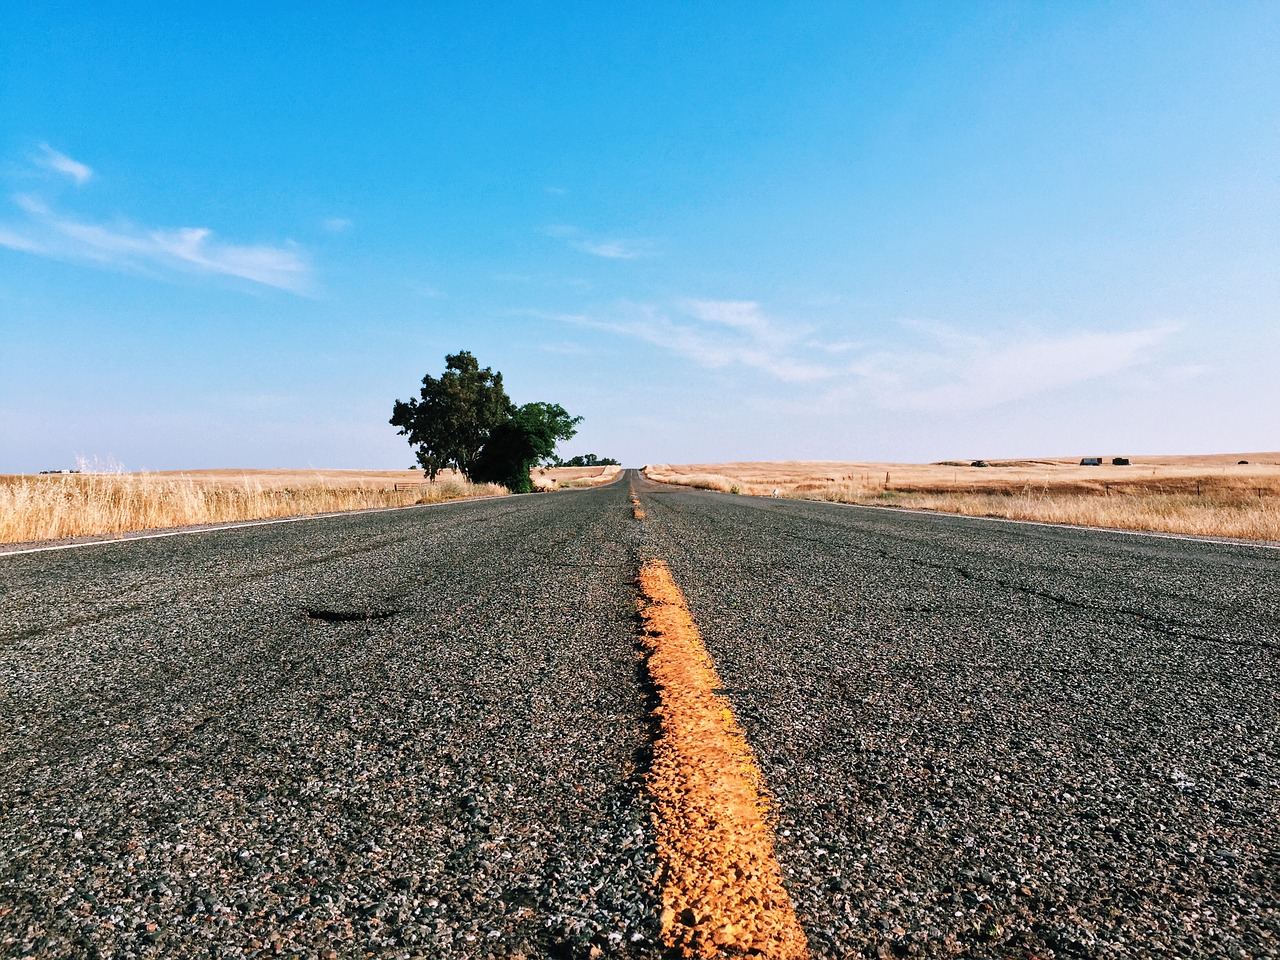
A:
[806,498,1280,552]
[0,494,509,559]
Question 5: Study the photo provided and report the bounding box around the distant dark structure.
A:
[1112,457,1131,466]
[970,460,989,467]
[1080,457,1103,466]
[1239,460,1250,465]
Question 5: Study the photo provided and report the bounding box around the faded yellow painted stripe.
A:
[636,559,810,959]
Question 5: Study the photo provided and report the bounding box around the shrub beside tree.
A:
[390,351,582,493]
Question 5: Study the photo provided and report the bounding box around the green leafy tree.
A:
[471,402,582,492]
[389,351,513,479]
[391,354,582,491]
[515,403,583,466]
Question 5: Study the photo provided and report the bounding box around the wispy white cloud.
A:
[578,238,653,260]
[0,192,312,294]
[842,322,1175,413]
[543,297,1175,409]
[0,224,43,253]
[542,224,656,260]
[321,216,352,233]
[37,144,93,186]
[545,299,833,383]
[153,226,309,292]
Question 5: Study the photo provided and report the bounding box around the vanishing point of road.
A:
[2,471,1276,958]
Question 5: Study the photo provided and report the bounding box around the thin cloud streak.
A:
[0,193,312,293]
[546,298,1175,410]
[542,224,656,260]
[37,144,93,185]
[0,224,43,253]
[578,238,651,259]
[547,299,834,383]
[842,323,1175,413]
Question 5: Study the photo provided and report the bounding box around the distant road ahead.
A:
[2,472,1275,958]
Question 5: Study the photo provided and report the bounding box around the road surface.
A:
[2,471,1276,958]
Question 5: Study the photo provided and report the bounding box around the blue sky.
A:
[2,3,1276,471]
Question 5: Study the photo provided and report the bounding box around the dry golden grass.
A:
[0,469,506,545]
[532,464,623,490]
[645,455,1280,541]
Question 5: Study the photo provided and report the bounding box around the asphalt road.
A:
[2,471,1276,958]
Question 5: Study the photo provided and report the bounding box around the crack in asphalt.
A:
[762,520,1278,653]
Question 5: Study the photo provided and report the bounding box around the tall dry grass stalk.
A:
[645,462,1280,542]
[0,472,506,545]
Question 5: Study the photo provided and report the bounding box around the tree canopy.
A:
[390,352,581,492]
[470,402,577,492]
[553,453,620,467]
[389,352,512,479]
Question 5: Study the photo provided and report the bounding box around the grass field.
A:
[0,464,627,546]
[0,469,507,545]
[534,465,623,489]
[645,454,1280,541]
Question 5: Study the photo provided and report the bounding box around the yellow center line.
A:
[636,558,810,959]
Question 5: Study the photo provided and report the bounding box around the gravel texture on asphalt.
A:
[636,475,1279,959]
[5,472,1278,959]
[1,484,663,959]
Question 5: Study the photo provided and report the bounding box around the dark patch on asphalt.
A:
[303,607,398,624]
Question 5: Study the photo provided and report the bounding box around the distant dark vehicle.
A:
[1080,457,1103,466]
[1239,460,1249,465]
[970,460,989,467]
[1112,457,1131,466]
